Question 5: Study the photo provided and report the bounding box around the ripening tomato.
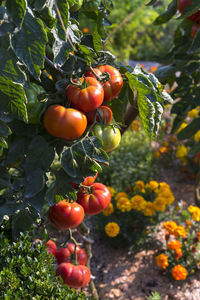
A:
[56,243,87,265]
[43,105,87,141]
[93,124,121,152]
[191,23,200,38]
[45,240,57,256]
[71,172,98,189]
[77,182,111,215]
[66,77,104,113]
[85,65,123,101]
[86,105,113,125]
[56,262,91,288]
[178,0,200,22]
[48,200,85,230]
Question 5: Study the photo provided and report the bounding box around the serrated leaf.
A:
[53,38,72,66]
[6,0,26,27]
[61,148,79,177]
[93,24,102,52]
[177,117,200,140]
[154,0,177,25]
[37,6,56,29]
[55,169,76,197]
[0,76,28,122]
[138,93,156,138]
[55,0,69,40]
[161,90,174,104]
[11,9,48,79]
[24,168,45,198]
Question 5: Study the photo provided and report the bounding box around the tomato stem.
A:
[69,228,79,265]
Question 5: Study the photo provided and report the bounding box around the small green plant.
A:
[148,291,161,300]
[0,221,87,300]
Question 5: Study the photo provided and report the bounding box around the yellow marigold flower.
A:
[194,130,200,142]
[168,240,182,251]
[116,197,132,212]
[105,222,120,238]
[146,181,159,191]
[155,253,169,269]
[175,122,188,134]
[176,145,188,159]
[153,151,161,158]
[134,180,145,192]
[130,195,146,211]
[107,186,116,197]
[103,203,114,216]
[159,182,170,189]
[172,265,187,280]
[142,202,155,216]
[175,248,183,260]
[159,146,168,154]
[174,226,187,238]
[188,108,199,118]
[114,192,128,201]
[153,197,166,212]
[188,205,200,221]
[163,221,177,235]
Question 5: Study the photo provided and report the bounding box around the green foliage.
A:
[0,223,87,299]
[148,292,161,300]
[98,129,156,190]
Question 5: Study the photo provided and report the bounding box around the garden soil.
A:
[88,166,199,300]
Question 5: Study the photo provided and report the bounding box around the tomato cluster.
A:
[177,0,200,38]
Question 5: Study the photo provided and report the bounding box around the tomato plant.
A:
[77,183,111,215]
[178,0,200,22]
[191,23,200,38]
[68,0,83,12]
[25,83,45,124]
[66,77,104,112]
[43,105,87,141]
[86,106,113,125]
[82,0,101,11]
[48,200,85,230]
[93,124,121,152]
[56,243,87,265]
[56,262,91,288]
[85,65,123,101]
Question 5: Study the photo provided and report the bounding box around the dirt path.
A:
[89,167,198,300]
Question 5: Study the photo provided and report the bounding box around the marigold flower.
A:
[146,181,159,191]
[153,197,166,212]
[103,203,114,216]
[107,187,117,197]
[116,197,132,212]
[159,146,168,154]
[188,108,199,118]
[194,130,200,142]
[197,232,200,241]
[175,248,183,260]
[115,192,128,201]
[172,265,187,280]
[163,221,177,235]
[174,226,187,238]
[105,222,120,238]
[168,240,182,251]
[130,195,146,211]
[186,220,192,228]
[188,205,200,222]
[176,145,188,159]
[134,181,145,192]
[155,253,169,269]
[175,122,188,134]
[153,151,161,158]
[142,202,155,216]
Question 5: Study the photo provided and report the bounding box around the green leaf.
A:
[53,39,73,67]
[109,83,129,123]
[153,0,177,25]
[178,0,200,19]
[189,27,200,53]
[11,9,48,79]
[24,186,46,212]
[146,0,158,5]
[177,117,200,140]
[93,24,102,52]
[189,142,200,157]
[0,76,27,122]
[0,120,11,137]
[0,137,8,148]
[6,0,26,27]
[54,169,76,197]
[61,148,80,178]
[5,138,26,166]
[37,6,56,29]
[0,167,11,189]
[24,168,45,198]
[55,0,69,41]
[12,209,38,239]
[161,90,174,104]
[0,196,19,225]
[34,0,46,10]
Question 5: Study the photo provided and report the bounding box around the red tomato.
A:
[66,77,104,112]
[86,105,113,125]
[45,240,57,256]
[43,105,87,141]
[191,23,200,38]
[77,183,111,215]
[56,262,91,288]
[48,200,85,230]
[178,0,200,22]
[85,65,123,101]
[56,243,87,265]
[71,172,98,189]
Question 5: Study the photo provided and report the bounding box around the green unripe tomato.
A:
[93,124,121,153]
[83,0,101,12]
[68,0,83,12]
[25,83,45,124]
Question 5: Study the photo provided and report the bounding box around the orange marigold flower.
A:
[168,240,182,251]
[174,226,187,238]
[155,253,169,269]
[186,220,192,228]
[163,221,177,235]
[153,151,161,158]
[172,265,188,280]
[175,248,182,260]
[197,232,200,241]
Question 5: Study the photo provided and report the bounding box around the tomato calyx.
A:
[88,64,111,83]
[69,76,88,89]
